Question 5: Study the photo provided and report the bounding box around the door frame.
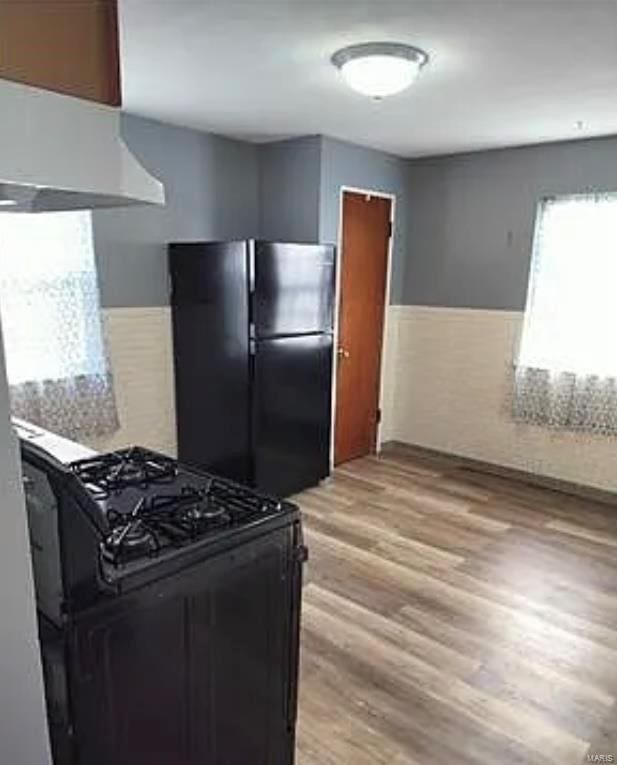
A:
[330,185,397,469]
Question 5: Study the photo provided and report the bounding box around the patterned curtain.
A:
[0,211,118,440]
[512,192,617,436]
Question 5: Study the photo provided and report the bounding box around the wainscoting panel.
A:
[86,307,177,456]
[89,304,617,493]
[378,305,403,445]
[383,305,617,493]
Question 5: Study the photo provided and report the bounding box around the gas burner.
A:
[144,487,230,533]
[145,486,208,515]
[102,520,158,564]
[181,503,227,523]
[71,447,178,497]
[175,500,229,530]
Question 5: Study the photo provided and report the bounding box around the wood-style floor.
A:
[292,443,617,765]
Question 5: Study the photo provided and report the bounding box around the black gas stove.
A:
[69,446,287,570]
[20,438,305,765]
[21,440,300,616]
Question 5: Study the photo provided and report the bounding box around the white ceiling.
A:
[119,1,617,158]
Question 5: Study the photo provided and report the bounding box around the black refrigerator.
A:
[169,240,335,497]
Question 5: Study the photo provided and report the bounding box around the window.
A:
[0,211,118,440]
[513,192,617,435]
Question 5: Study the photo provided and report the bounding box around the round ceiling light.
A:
[331,42,429,99]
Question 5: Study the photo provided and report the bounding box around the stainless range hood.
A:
[0,79,165,212]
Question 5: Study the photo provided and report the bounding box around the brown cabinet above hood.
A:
[0,1,165,212]
[0,0,121,106]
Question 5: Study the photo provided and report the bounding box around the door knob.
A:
[337,347,350,359]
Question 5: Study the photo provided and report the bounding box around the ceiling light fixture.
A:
[331,42,429,99]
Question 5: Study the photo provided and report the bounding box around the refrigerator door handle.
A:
[248,338,257,487]
[248,286,255,337]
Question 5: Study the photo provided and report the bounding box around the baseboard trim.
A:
[382,440,617,508]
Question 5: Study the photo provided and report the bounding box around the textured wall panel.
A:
[384,306,617,492]
[86,307,177,456]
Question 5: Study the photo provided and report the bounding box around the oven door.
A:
[69,525,298,765]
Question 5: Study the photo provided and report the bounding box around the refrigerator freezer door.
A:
[169,242,251,483]
[253,242,335,338]
[252,333,332,497]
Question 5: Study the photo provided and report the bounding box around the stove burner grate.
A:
[101,479,282,566]
[71,446,178,498]
[74,446,286,567]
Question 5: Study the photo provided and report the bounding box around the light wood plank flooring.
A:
[293,443,617,765]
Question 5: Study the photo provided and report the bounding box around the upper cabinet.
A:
[0,0,121,106]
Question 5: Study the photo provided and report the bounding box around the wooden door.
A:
[334,191,392,465]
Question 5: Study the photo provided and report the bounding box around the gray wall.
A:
[93,114,260,308]
[259,135,409,303]
[258,136,321,242]
[319,137,409,304]
[93,118,617,313]
[93,122,410,308]
[404,135,617,310]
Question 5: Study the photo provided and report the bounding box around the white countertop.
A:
[12,418,97,464]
